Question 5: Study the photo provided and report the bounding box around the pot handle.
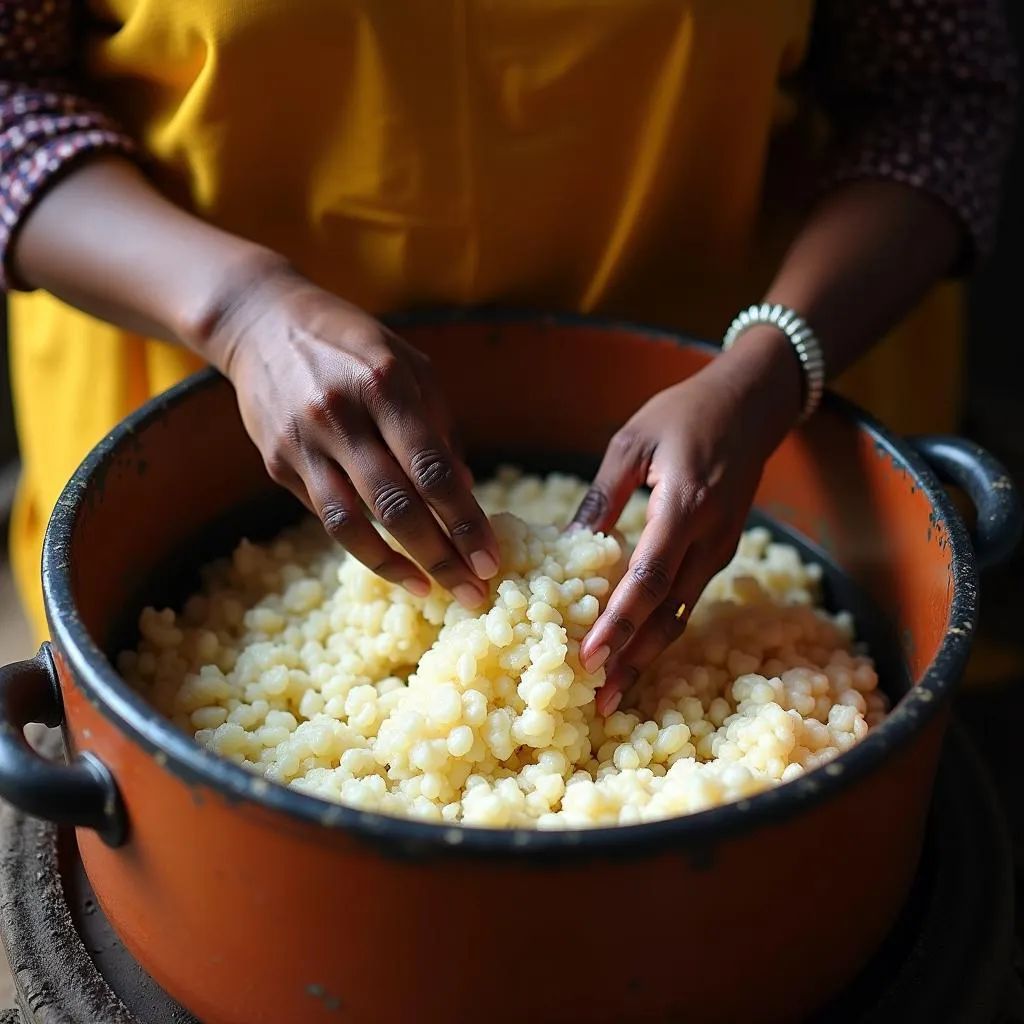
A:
[909,435,1024,572]
[0,644,127,847]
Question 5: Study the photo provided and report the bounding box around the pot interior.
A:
[53,316,960,716]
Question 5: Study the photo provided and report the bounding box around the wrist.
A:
[711,324,805,452]
[175,243,294,373]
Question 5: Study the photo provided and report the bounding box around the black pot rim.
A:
[41,310,976,860]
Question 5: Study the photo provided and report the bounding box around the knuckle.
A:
[320,501,359,539]
[609,429,656,471]
[304,391,338,429]
[264,422,303,484]
[676,475,712,517]
[447,518,479,540]
[629,558,674,604]
[358,356,402,404]
[263,449,292,485]
[426,557,460,579]
[372,483,414,526]
[606,608,637,641]
[609,429,642,459]
[575,487,610,525]
[409,448,456,496]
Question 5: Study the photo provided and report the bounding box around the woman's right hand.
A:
[205,264,499,607]
[10,155,498,604]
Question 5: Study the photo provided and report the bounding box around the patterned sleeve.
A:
[0,0,138,290]
[808,0,1019,268]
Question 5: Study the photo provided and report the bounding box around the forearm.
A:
[10,155,285,361]
[767,180,961,375]
[713,179,963,447]
[710,0,1017,449]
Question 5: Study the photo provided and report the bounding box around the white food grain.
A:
[121,470,888,828]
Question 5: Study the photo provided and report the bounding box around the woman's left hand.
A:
[572,328,803,715]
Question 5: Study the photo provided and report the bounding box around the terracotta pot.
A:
[0,314,1020,1024]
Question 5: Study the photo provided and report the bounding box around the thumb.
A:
[572,431,649,535]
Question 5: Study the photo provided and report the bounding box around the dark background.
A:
[964,2,1024,460]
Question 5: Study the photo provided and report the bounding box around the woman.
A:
[1,0,1017,713]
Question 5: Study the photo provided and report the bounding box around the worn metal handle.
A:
[0,644,126,847]
[910,435,1024,572]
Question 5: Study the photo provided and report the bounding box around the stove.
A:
[1,722,1021,1024]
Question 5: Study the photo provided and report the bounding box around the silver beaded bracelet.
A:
[721,303,826,424]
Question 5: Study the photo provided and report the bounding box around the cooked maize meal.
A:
[120,469,889,828]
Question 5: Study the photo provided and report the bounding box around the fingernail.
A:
[470,550,499,580]
[585,645,611,672]
[403,577,431,598]
[454,583,486,609]
[603,691,623,717]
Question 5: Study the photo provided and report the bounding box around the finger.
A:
[579,477,700,672]
[447,425,474,484]
[406,350,457,446]
[337,434,490,608]
[571,429,653,535]
[595,545,723,717]
[264,457,316,514]
[397,342,461,462]
[373,372,499,583]
[408,367,476,488]
[303,456,431,597]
